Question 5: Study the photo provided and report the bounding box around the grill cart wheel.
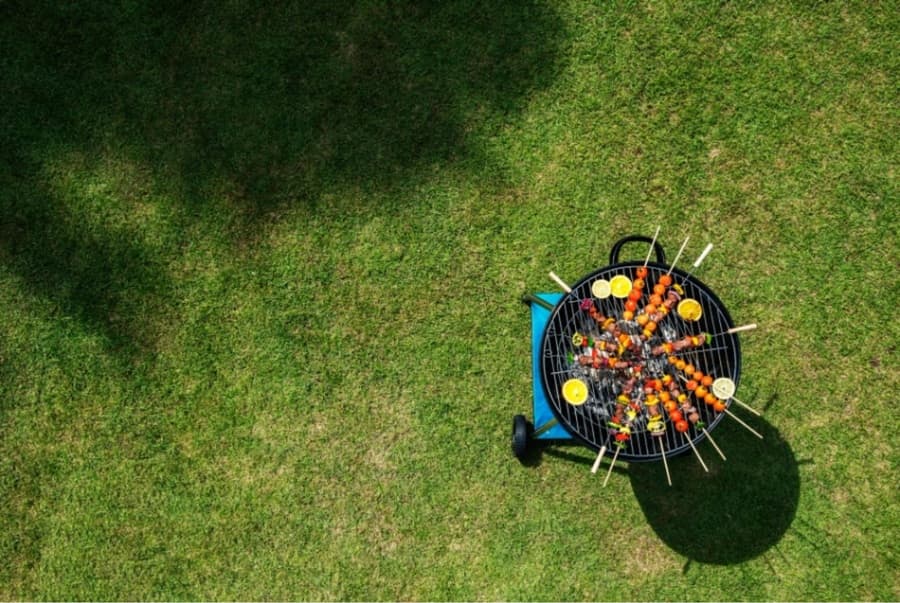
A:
[512,414,532,459]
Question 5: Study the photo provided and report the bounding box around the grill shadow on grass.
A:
[628,416,799,565]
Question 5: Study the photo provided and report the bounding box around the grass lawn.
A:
[1,0,898,600]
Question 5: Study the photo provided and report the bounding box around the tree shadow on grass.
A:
[628,416,799,565]
[0,0,565,353]
[4,1,564,209]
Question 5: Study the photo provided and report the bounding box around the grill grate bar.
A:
[539,262,741,461]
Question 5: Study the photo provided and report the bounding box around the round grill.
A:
[539,248,741,462]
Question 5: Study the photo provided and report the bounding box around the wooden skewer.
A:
[692,243,714,269]
[659,439,672,486]
[682,243,713,282]
[684,433,709,472]
[726,323,757,334]
[643,226,662,267]
[731,395,762,416]
[702,428,727,461]
[548,271,572,293]
[590,445,607,474]
[706,324,758,339]
[724,408,763,439]
[603,446,621,487]
[665,235,690,276]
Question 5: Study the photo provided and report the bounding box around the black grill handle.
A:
[609,235,666,265]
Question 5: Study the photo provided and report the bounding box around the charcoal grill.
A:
[515,235,743,464]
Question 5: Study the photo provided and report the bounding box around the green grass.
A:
[1,0,898,600]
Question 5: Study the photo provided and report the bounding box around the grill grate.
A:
[539,261,740,461]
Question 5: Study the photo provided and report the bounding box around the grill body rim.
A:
[538,260,742,462]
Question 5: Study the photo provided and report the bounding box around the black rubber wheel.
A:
[512,414,532,459]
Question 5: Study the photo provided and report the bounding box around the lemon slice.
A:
[562,379,589,405]
[591,279,611,299]
[712,377,735,400]
[609,275,632,298]
[677,298,703,321]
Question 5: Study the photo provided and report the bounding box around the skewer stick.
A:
[683,243,713,282]
[590,445,607,474]
[684,433,709,472]
[693,243,714,269]
[548,271,572,293]
[708,324,758,338]
[725,323,757,334]
[643,226,662,267]
[603,446,621,487]
[665,236,690,276]
[702,428,727,461]
[731,395,762,416]
[724,408,764,439]
[659,439,672,486]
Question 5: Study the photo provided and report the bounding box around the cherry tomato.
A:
[633,278,645,289]
[669,410,684,422]
[701,375,713,387]
[628,289,642,302]
[625,299,637,312]
[622,310,634,320]
[692,370,705,383]
[713,400,726,412]
[663,400,677,413]
[683,364,696,377]
[659,274,673,287]
[636,267,648,279]
[653,284,666,296]
[704,393,718,405]
[675,419,689,433]
[649,294,663,306]
[695,385,708,398]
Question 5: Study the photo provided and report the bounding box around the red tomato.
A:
[659,274,673,287]
[713,400,726,412]
[675,419,689,433]
[636,267,648,279]
[669,410,684,422]
[625,299,637,312]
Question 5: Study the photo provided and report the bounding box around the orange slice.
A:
[591,279,611,299]
[711,377,735,400]
[677,298,702,321]
[562,379,589,405]
[609,275,632,298]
